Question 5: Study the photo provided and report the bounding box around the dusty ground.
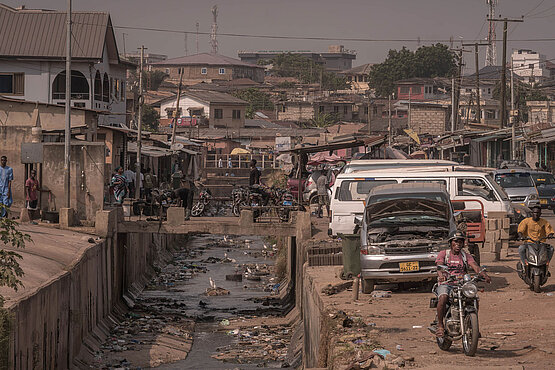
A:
[308,215,555,369]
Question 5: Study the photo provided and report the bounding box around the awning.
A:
[231,147,251,155]
[128,142,171,157]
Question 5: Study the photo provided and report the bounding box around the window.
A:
[337,180,397,201]
[402,179,447,186]
[529,64,534,69]
[400,86,410,94]
[457,178,497,201]
[373,106,378,115]
[411,86,421,94]
[52,70,89,100]
[487,88,491,94]
[333,106,339,113]
[319,105,325,113]
[343,106,348,114]
[214,109,223,119]
[465,88,472,93]
[0,73,24,95]
[103,73,109,102]
[74,102,86,108]
[201,68,207,74]
[232,109,241,119]
[425,86,433,94]
[165,68,170,74]
[94,71,102,101]
[219,68,225,74]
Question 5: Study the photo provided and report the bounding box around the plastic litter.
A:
[371,290,392,298]
[373,349,391,358]
[396,344,403,351]
[546,293,554,296]
[220,319,230,326]
[412,325,423,329]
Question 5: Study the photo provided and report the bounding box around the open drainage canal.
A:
[91,235,294,369]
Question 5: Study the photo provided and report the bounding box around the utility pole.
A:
[64,0,72,208]
[450,48,469,131]
[136,46,146,199]
[367,95,371,136]
[171,69,185,145]
[462,42,489,124]
[511,58,516,159]
[488,17,523,128]
[388,94,392,146]
[196,22,200,54]
[184,32,188,56]
[408,89,411,131]
[451,77,455,132]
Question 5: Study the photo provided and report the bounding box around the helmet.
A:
[448,231,466,243]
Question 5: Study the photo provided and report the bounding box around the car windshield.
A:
[337,179,397,201]
[486,174,509,200]
[532,173,555,185]
[494,172,534,188]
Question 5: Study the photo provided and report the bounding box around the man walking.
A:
[0,156,14,218]
[316,169,330,218]
[249,159,261,186]
[25,169,40,223]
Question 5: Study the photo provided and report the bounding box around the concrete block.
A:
[95,209,116,237]
[487,211,508,219]
[481,251,499,263]
[239,210,254,227]
[500,228,510,240]
[60,207,75,228]
[502,217,511,229]
[484,240,496,253]
[167,207,185,226]
[485,230,500,243]
[487,218,499,231]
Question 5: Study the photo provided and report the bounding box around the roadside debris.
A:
[322,281,353,295]
[371,290,392,298]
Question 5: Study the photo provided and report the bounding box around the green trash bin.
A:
[338,233,361,279]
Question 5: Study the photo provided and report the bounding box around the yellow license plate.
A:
[540,199,547,204]
[399,261,420,272]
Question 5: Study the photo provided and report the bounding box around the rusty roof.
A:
[151,53,264,68]
[0,4,118,61]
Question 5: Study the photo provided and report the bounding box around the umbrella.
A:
[230,147,251,155]
[307,152,342,165]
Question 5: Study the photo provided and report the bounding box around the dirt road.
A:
[311,216,555,369]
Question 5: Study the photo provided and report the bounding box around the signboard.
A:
[275,136,291,152]
[175,116,198,127]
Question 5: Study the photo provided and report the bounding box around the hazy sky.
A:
[4,0,555,72]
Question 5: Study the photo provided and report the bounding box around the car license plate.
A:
[540,199,547,205]
[399,261,420,272]
[283,201,293,206]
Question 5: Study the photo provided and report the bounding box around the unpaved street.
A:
[314,215,555,369]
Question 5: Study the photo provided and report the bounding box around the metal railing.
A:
[204,153,278,169]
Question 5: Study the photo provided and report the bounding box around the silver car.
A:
[359,183,456,293]
[492,169,540,208]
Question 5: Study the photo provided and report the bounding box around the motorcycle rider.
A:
[517,205,554,267]
[434,231,491,337]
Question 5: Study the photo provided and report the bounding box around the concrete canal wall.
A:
[5,209,183,369]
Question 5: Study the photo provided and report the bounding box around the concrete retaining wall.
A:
[7,226,180,369]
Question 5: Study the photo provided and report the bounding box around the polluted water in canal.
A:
[90,234,294,369]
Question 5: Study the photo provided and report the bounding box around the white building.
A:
[511,49,549,84]
[0,4,133,127]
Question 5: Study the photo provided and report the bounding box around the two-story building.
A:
[339,63,373,92]
[0,3,132,127]
[395,78,451,101]
[151,53,265,84]
[512,49,551,84]
[159,90,248,129]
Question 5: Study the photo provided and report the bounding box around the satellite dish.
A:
[171,143,184,151]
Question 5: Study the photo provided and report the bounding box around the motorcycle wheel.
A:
[462,312,479,356]
[191,202,204,217]
[533,274,542,293]
[361,279,375,294]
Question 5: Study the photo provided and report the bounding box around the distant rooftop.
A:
[151,53,263,68]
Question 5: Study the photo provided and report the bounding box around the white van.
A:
[329,167,513,236]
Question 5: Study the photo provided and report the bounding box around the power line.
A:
[523,0,545,17]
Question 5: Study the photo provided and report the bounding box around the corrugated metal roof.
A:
[159,90,248,105]
[0,4,112,60]
[151,52,264,68]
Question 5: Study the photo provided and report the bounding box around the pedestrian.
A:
[218,157,223,168]
[0,156,13,218]
[228,157,233,169]
[123,167,135,197]
[249,159,261,186]
[111,166,128,205]
[25,169,40,223]
[316,170,330,218]
[138,168,145,198]
[144,168,154,200]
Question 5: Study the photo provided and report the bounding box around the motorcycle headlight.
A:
[462,282,477,298]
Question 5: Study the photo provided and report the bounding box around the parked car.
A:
[329,166,513,236]
[492,169,540,208]
[358,183,456,293]
[529,171,555,214]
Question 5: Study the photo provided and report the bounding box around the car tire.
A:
[361,278,375,294]
[309,193,318,205]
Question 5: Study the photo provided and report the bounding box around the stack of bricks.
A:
[482,213,511,262]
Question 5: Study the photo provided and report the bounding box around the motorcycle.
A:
[191,188,212,217]
[278,191,295,222]
[516,235,554,293]
[231,186,249,217]
[429,265,486,357]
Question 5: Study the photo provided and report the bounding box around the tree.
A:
[141,104,160,132]
[231,88,274,119]
[268,53,348,91]
[493,81,548,123]
[309,112,339,128]
[0,205,31,307]
[368,44,457,97]
[144,70,168,91]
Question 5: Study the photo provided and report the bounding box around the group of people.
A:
[1,155,40,221]
[110,166,156,204]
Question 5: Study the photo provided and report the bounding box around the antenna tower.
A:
[210,5,218,54]
[195,22,199,54]
[485,0,497,66]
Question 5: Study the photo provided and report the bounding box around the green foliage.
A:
[0,206,31,304]
[368,44,457,97]
[493,81,548,123]
[144,70,168,91]
[231,88,274,119]
[310,112,339,128]
[141,104,160,132]
[268,53,348,90]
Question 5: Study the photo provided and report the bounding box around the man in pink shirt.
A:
[434,231,490,337]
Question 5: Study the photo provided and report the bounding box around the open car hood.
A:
[365,198,450,223]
